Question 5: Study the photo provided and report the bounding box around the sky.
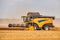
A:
[0,0,60,19]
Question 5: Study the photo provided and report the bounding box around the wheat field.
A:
[0,27,60,40]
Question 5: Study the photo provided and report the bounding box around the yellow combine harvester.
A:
[8,12,55,30]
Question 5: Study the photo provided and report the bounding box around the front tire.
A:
[26,23,40,30]
[33,24,40,30]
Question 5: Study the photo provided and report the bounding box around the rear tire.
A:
[42,25,50,30]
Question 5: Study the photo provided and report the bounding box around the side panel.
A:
[32,18,53,27]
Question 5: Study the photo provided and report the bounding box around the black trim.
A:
[42,23,54,28]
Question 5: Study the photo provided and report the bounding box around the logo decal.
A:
[38,20,46,22]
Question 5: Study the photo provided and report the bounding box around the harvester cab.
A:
[21,16,31,22]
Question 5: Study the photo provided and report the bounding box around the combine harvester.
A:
[8,12,55,30]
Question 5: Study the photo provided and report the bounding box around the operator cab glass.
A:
[22,16,30,22]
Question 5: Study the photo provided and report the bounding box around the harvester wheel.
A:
[33,24,41,30]
[42,25,50,30]
[26,23,40,30]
